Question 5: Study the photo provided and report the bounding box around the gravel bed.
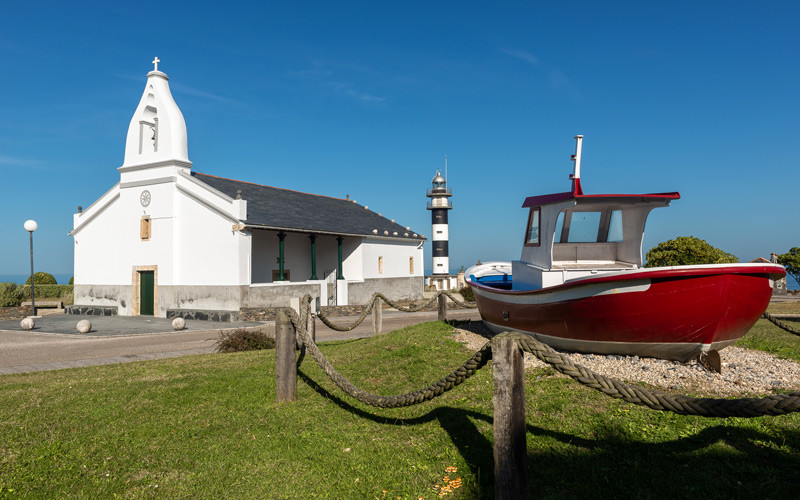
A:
[452,325,800,397]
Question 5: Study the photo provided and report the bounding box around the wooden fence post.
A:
[373,297,383,335]
[493,335,528,499]
[437,293,447,322]
[276,308,297,403]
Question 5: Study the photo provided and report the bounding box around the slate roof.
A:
[193,172,425,241]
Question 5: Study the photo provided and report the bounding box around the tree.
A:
[644,236,738,268]
[25,272,57,285]
[776,247,800,286]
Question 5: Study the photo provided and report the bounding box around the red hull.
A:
[469,265,784,362]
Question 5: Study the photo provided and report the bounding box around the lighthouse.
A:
[426,169,454,290]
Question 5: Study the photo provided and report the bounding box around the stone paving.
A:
[0,309,481,375]
[0,314,261,337]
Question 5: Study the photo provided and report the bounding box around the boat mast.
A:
[571,135,584,195]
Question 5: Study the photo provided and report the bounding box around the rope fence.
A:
[314,290,477,332]
[285,294,489,407]
[763,312,800,336]
[284,293,800,418]
[274,292,800,498]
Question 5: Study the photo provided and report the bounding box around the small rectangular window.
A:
[524,208,540,246]
[409,256,414,274]
[378,256,384,274]
[140,216,151,241]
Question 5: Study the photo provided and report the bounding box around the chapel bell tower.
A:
[120,57,191,176]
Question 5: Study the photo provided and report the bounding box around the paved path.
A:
[0,309,481,375]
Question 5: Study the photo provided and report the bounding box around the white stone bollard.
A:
[76,320,92,334]
[20,318,35,330]
[172,317,186,330]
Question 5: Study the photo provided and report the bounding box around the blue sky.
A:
[1,1,798,282]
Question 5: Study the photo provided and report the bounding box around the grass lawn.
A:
[736,301,800,362]
[1,316,799,499]
[765,300,800,315]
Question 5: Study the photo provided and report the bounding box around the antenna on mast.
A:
[445,154,448,183]
[570,135,584,195]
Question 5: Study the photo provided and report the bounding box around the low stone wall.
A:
[167,309,239,322]
[347,277,423,304]
[239,308,279,322]
[66,305,118,316]
[0,306,33,320]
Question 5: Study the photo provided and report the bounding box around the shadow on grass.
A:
[297,363,800,499]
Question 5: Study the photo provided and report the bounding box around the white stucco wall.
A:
[360,238,423,280]
[73,173,249,287]
[73,180,178,286]
[171,172,247,286]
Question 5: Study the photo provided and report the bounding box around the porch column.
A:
[309,234,318,280]
[336,236,344,279]
[277,232,286,281]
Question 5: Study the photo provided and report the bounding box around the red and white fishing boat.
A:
[466,136,786,362]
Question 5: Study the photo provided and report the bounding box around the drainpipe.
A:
[336,236,344,279]
[309,234,318,280]
[278,232,286,281]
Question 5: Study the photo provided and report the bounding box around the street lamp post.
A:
[24,220,37,316]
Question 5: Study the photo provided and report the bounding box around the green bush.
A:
[645,236,738,267]
[69,276,74,285]
[215,328,276,353]
[0,283,23,307]
[17,284,73,301]
[25,272,57,285]
[459,285,475,302]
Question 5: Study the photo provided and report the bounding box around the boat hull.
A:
[467,264,785,362]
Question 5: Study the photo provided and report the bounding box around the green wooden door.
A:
[139,271,155,316]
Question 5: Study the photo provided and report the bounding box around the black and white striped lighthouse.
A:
[426,169,452,284]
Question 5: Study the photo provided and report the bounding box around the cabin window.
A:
[567,212,602,242]
[524,208,540,246]
[554,212,565,242]
[607,210,623,242]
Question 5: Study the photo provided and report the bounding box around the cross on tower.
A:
[152,57,160,71]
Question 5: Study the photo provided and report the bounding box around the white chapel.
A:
[69,60,425,319]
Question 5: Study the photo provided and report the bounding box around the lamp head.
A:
[24,220,38,232]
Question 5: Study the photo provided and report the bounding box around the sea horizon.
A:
[0,274,73,285]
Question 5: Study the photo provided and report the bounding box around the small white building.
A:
[69,61,425,319]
